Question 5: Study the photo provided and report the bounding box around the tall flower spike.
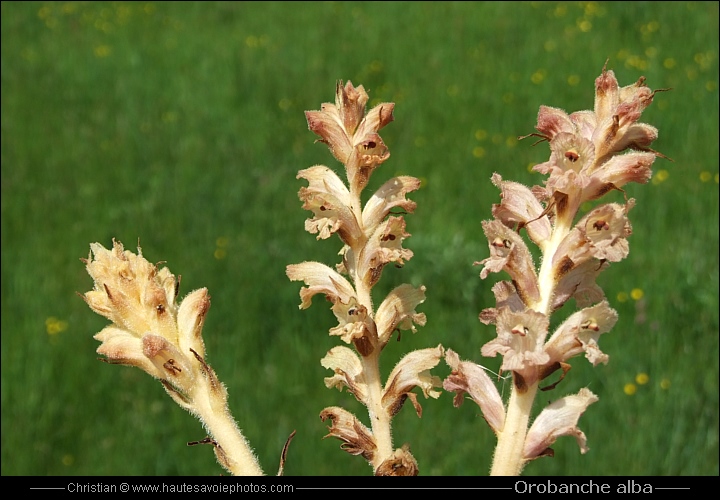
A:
[289,81,440,475]
[446,64,666,476]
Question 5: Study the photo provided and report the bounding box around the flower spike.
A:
[289,81,437,475]
[446,64,666,476]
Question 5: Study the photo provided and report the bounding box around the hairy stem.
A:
[490,381,538,476]
[191,374,264,475]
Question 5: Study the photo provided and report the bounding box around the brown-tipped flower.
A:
[296,165,362,244]
[321,346,369,404]
[362,176,421,231]
[554,201,634,267]
[319,406,378,461]
[381,345,444,418]
[359,216,414,288]
[548,201,633,310]
[305,80,394,193]
[542,301,618,368]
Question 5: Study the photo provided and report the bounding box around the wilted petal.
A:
[544,301,617,367]
[481,307,550,386]
[286,262,356,308]
[297,166,362,243]
[382,345,444,418]
[321,346,369,404]
[375,284,427,347]
[375,445,418,476]
[443,349,506,434]
[319,406,377,461]
[524,388,599,460]
[362,176,420,233]
[553,258,608,310]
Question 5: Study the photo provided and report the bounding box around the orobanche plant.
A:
[81,64,666,476]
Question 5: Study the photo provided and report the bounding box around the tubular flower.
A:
[476,219,541,308]
[543,301,618,368]
[382,345,444,418]
[285,261,357,310]
[374,284,427,347]
[297,166,362,243]
[490,173,552,248]
[362,176,421,230]
[481,307,550,387]
[319,406,377,461]
[321,346,369,403]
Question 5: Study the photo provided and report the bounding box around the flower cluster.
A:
[82,240,264,475]
[78,65,665,477]
[442,64,666,475]
[287,81,443,475]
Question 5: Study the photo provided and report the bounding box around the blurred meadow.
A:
[1,1,718,476]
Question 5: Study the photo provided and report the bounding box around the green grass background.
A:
[2,1,718,476]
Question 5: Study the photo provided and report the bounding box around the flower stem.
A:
[362,350,394,469]
[490,380,538,476]
[191,376,264,475]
